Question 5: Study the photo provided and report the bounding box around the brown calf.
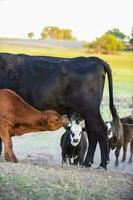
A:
[0,89,67,162]
[108,115,133,167]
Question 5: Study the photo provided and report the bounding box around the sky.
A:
[0,0,132,41]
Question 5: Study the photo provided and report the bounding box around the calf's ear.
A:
[65,126,71,131]
[41,112,48,123]
[82,127,87,132]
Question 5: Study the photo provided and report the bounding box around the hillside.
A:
[0,37,84,49]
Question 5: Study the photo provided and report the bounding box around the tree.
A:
[106,28,126,41]
[87,33,124,54]
[27,32,34,39]
[129,26,133,47]
[40,26,60,39]
[62,29,76,40]
[40,26,76,40]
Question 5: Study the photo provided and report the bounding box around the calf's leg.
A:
[0,129,18,162]
[84,130,98,167]
[128,140,133,163]
[62,151,67,164]
[78,153,85,166]
[0,138,2,155]
[121,143,128,162]
[115,146,121,167]
[4,138,17,162]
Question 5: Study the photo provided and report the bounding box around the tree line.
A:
[28,26,76,40]
[27,26,133,54]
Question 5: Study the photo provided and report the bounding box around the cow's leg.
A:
[115,146,121,167]
[84,115,109,169]
[128,140,133,163]
[98,127,109,169]
[0,138,2,155]
[121,143,128,162]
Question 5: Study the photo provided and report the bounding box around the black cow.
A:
[0,53,121,169]
[60,124,88,165]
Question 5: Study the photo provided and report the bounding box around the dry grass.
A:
[0,161,133,200]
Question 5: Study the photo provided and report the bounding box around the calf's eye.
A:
[71,132,74,137]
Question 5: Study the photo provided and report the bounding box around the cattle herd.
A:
[0,53,132,170]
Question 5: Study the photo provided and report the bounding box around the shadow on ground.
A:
[1,128,133,174]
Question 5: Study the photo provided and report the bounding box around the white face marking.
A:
[106,123,113,139]
[70,124,82,146]
[107,123,111,130]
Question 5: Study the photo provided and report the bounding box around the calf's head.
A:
[41,110,68,131]
[106,122,116,149]
[70,124,82,146]
[106,122,123,150]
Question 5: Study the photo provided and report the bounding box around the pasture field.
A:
[0,40,133,200]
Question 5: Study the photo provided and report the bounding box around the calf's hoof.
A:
[128,158,132,164]
[115,160,119,168]
[121,158,126,163]
[5,156,18,163]
[106,157,110,164]
[83,161,93,168]
[12,158,18,163]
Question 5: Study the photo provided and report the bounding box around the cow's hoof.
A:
[97,166,107,170]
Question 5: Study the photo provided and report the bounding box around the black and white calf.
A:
[60,124,88,165]
[107,115,133,167]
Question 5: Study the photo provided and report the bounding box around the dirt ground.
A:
[0,129,133,200]
[1,128,132,174]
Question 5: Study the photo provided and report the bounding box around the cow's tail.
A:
[101,59,123,141]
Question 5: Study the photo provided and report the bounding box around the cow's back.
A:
[0,53,106,114]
